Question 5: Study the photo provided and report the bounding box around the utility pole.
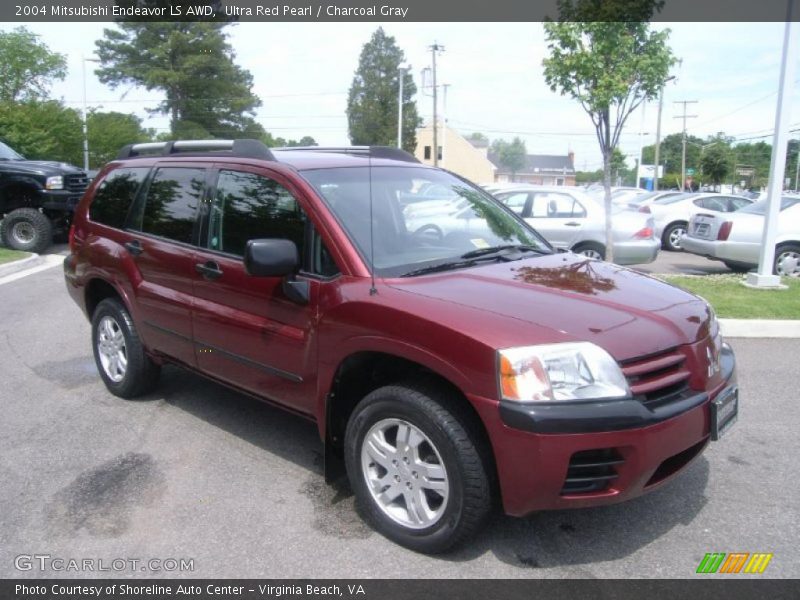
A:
[794,141,800,191]
[429,43,444,166]
[653,75,676,191]
[674,100,698,191]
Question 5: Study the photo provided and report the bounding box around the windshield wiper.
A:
[459,244,545,260]
[401,245,544,277]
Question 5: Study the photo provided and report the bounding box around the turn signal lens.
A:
[638,205,651,213]
[718,221,733,241]
[634,227,654,239]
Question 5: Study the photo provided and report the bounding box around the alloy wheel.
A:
[96,316,128,382]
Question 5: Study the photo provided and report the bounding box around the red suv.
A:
[64,140,738,553]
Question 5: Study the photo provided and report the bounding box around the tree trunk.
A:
[603,149,615,264]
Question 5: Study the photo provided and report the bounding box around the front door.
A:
[190,166,337,415]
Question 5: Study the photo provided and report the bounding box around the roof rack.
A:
[116,139,275,161]
[274,146,420,164]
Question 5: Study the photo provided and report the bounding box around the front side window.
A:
[531,193,585,218]
[301,166,550,277]
[134,168,205,244]
[89,167,149,229]
[208,170,305,257]
[207,170,339,277]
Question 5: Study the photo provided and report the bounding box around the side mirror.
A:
[244,239,298,277]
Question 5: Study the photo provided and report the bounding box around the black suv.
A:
[0,141,90,253]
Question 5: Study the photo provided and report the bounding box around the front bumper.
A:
[40,189,83,212]
[470,343,736,516]
[612,238,660,265]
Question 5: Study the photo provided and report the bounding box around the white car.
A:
[491,185,659,265]
[681,196,800,276]
[642,193,754,252]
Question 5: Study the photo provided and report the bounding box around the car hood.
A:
[0,160,84,176]
[387,253,712,362]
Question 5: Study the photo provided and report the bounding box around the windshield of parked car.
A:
[301,166,551,277]
[738,196,800,215]
[627,191,681,205]
[0,142,24,160]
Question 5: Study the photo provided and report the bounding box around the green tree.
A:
[87,111,154,168]
[610,148,628,184]
[347,28,420,153]
[465,132,490,147]
[0,26,67,103]
[491,138,527,181]
[95,22,263,138]
[543,0,675,262]
[642,132,703,175]
[0,101,82,165]
[700,144,731,187]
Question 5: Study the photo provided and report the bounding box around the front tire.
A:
[91,298,160,398]
[0,207,53,253]
[344,384,491,553]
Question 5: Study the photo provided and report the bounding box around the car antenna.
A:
[368,151,377,295]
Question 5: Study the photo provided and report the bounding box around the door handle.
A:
[565,221,581,227]
[124,240,143,256]
[195,261,223,280]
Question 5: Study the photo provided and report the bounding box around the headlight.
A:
[45,176,64,190]
[498,342,629,402]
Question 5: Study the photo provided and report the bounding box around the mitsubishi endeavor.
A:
[63,140,738,553]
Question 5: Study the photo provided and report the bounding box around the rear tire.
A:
[91,298,160,399]
[572,242,606,261]
[0,207,53,253]
[774,244,800,277]
[344,383,491,554]
[662,221,688,252]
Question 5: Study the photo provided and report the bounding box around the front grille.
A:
[561,448,624,495]
[620,348,691,409]
[65,173,89,193]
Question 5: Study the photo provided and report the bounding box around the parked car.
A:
[0,140,90,253]
[492,186,659,265]
[621,190,684,210]
[642,193,754,252]
[681,196,800,276]
[64,140,738,553]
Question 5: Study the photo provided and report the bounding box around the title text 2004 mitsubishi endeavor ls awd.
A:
[64,140,738,553]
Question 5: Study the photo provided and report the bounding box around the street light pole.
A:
[429,43,444,167]
[397,64,410,149]
[653,75,675,191]
[82,56,100,172]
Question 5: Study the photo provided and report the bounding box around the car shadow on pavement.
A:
[148,364,710,568]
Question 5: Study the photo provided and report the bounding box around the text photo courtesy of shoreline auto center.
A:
[0,0,798,599]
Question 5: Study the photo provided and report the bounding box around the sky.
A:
[4,21,800,172]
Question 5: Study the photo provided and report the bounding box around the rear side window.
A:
[89,168,149,229]
[133,167,205,244]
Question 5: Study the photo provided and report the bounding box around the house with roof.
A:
[414,123,496,184]
[489,151,576,186]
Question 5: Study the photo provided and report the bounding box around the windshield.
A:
[738,196,800,215]
[653,193,695,205]
[302,166,551,277]
[0,142,23,160]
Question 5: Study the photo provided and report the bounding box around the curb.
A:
[719,318,800,339]
[0,253,42,277]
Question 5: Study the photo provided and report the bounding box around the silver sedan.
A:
[681,196,800,276]
[492,186,659,265]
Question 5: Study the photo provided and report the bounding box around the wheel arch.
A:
[323,350,498,501]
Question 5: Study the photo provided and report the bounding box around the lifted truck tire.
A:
[1,208,53,254]
[344,383,491,554]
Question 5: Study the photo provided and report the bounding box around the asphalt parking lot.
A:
[0,251,797,579]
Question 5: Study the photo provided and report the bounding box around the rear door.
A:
[124,164,207,367]
[190,165,338,415]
